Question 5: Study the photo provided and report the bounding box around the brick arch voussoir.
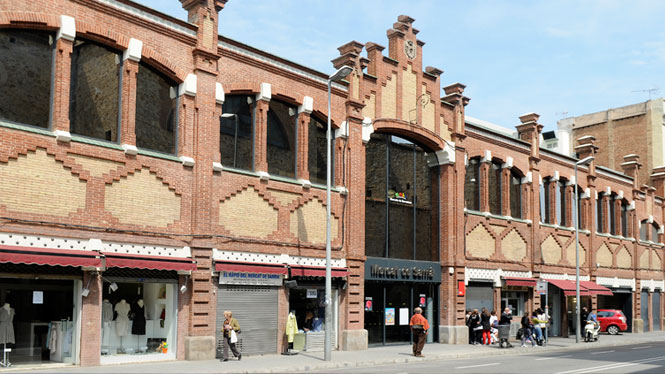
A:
[75,20,129,51]
[0,11,60,31]
[223,81,261,95]
[372,118,444,151]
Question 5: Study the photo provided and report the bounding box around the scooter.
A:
[584,320,600,342]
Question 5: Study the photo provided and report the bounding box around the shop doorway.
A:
[216,285,278,356]
[547,285,561,336]
[364,282,438,345]
[652,291,661,331]
[597,289,632,332]
[641,290,650,332]
[0,278,78,366]
[566,295,590,336]
[287,285,339,352]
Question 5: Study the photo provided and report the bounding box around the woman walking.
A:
[481,308,491,345]
[222,310,242,361]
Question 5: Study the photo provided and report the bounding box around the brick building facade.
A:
[0,0,662,369]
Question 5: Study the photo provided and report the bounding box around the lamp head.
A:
[576,156,594,166]
[329,66,353,82]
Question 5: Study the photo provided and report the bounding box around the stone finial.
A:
[516,112,543,158]
[443,83,466,95]
[425,66,443,76]
[519,112,540,124]
[397,15,416,24]
[337,41,364,56]
[651,165,665,197]
[621,154,642,189]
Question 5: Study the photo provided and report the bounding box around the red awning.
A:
[103,252,196,272]
[580,281,614,296]
[503,277,537,287]
[0,245,102,268]
[546,279,591,296]
[290,265,348,278]
[215,261,287,275]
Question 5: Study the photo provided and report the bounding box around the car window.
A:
[597,311,610,317]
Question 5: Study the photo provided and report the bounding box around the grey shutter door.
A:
[653,291,661,331]
[217,285,278,356]
[466,282,494,313]
[641,290,650,332]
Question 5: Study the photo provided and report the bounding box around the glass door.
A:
[413,284,437,343]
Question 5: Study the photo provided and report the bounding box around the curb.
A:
[255,336,665,373]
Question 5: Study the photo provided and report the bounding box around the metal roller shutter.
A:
[641,290,650,332]
[466,282,494,313]
[216,285,278,356]
[653,291,661,331]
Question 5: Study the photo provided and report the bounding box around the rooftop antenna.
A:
[631,87,659,100]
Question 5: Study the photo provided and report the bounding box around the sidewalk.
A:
[25,331,665,374]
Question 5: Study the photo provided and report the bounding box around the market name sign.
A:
[365,258,441,283]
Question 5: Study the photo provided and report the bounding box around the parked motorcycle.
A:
[584,320,600,342]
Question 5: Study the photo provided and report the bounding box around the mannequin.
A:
[0,303,14,367]
[102,299,113,323]
[131,299,146,336]
[282,310,298,355]
[115,299,130,351]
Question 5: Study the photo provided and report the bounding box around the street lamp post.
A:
[220,113,239,167]
[325,65,352,362]
[574,156,594,343]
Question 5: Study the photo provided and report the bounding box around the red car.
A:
[597,309,628,335]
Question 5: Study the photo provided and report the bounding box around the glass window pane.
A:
[597,195,604,233]
[365,133,388,258]
[415,148,435,261]
[135,62,177,154]
[488,163,501,215]
[621,203,628,237]
[220,95,253,170]
[540,181,546,223]
[388,136,415,260]
[267,100,296,178]
[308,116,331,185]
[69,40,120,142]
[0,30,53,128]
[510,173,521,219]
[640,220,648,241]
[652,224,659,243]
[464,160,480,211]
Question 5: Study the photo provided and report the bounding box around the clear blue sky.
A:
[135,0,665,132]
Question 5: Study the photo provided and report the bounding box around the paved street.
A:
[19,332,665,374]
[318,342,665,374]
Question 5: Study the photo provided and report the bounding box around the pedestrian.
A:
[481,307,491,345]
[467,309,481,345]
[222,310,242,361]
[531,311,544,345]
[409,307,430,357]
[489,310,498,344]
[465,309,473,344]
[520,312,536,347]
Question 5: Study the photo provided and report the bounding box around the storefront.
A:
[213,250,347,356]
[0,238,102,368]
[98,250,195,365]
[364,257,440,346]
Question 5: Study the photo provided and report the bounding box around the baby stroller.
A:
[498,325,513,348]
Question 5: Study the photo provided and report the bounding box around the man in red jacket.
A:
[409,307,430,357]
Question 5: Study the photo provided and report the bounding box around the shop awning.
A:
[103,252,196,272]
[290,265,348,278]
[580,281,614,296]
[215,261,287,275]
[503,277,538,287]
[545,279,591,296]
[0,245,102,268]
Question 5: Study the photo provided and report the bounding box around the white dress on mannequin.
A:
[114,300,130,337]
[0,304,14,344]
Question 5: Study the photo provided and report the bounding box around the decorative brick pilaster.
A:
[254,99,269,173]
[52,37,73,132]
[296,112,311,180]
[80,271,101,366]
[120,59,139,146]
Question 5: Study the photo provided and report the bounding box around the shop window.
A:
[101,280,176,358]
[464,157,480,211]
[488,161,502,215]
[0,29,53,128]
[267,99,297,178]
[220,95,254,170]
[501,290,526,317]
[510,169,522,219]
[288,286,338,351]
[308,115,333,185]
[364,133,438,261]
[135,62,178,154]
[69,39,121,142]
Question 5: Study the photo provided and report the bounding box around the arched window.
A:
[609,193,618,236]
[652,222,660,243]
[0,29,54,128]
[135,62,178,154]
[464,157,480,211]
[220,95,254,170]
[541,177,553,224]
[267,99,297,178]
[69,39,121,142]
[308,115,333,185]
[572,185,584,230]
[488,160,502,215]
[620,199,629,237]
[509,169,522,219]
[597,192,607,233]
[640,219,649,241]
[364,133,438,261]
